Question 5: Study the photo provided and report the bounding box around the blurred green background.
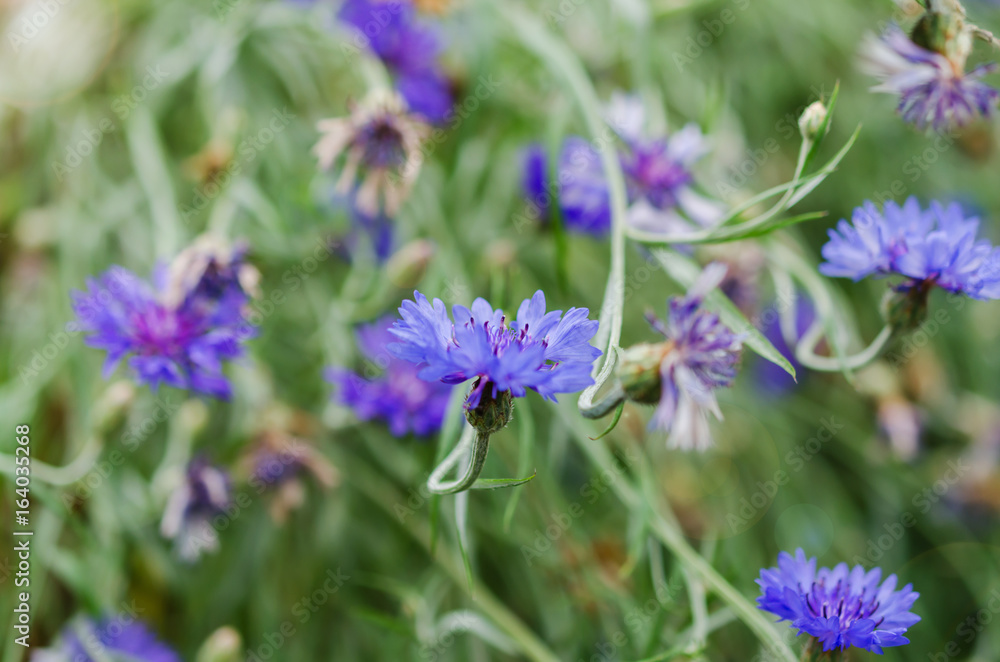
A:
[1,0,1000,660]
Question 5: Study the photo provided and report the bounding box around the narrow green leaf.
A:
[471,472,537,490]
[590,401,625,440]
[651,249,796,379]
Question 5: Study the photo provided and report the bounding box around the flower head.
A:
[757,549,920,654]
[315,91,430,216]
[338,0,452,122]
[861,23,999,131]
[388,290,601,410]
[618,263,743,450]
[820,197,1000,299]
[327,316,454,436]
[520,94,722,238]
[160,458,231,562]
[32,616,180,662]
[71,239,255,399]
[521,138,612,237]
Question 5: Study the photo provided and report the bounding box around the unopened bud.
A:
[387,239,436,288]
[617,342,668,405]
[465,382,513,435]
[798,101,829,142]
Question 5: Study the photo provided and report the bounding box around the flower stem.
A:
[426,424,491,494]
[794,323,893,372]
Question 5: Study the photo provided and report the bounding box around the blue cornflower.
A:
[608,93,724,234]
[160,458,232,561]
[820,197,1000,299]
[71,238,256,400]
[338,0,452,123]
[521,138,613,237]
[862,23,999,131]
[326,316,454,436]
[521,94,721,238]
[388,290,601,409]
[618,263,743,450]
[757,549,920,654]
[33,616,180,662]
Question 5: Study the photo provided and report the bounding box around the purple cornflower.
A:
[861,23,999,131]
[619,263,743,450]
[326,316,454,436]
[71,238,256,400]
[820,197,1000,299]
[160,458,231,561]
[520,94,721,238]
[755,295,815,396]
[33,617,180,662]
[757,549,920,654]
[608,93,724,233]
[388,290,601,409]
[338,0,452,123]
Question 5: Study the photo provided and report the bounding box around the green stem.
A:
[495,1,629,411]
[557,403,798,662]
[426,424,492,494]
[794,324,893,372]
[333,447,562,662]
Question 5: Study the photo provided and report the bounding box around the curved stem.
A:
[795,323,893,372]
[494,2,628,412]
[0,435,103,486]
[579,381,626,419]
[427,424,491,495]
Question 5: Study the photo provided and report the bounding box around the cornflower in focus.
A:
[757,549,920,654]
[388,290,600,430]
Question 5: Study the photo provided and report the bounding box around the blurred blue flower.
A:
[521,94,721,238]
[326,316,453,437]
[71,239,256,400]
[521,138,612,237]
[861,24,999,131]
[642,263,743,450]
[33,616,180,662]
[388,290,601,409]
[757,549,920,654]
[160,458,232,562]
[820,197,1000,299]
[339,0,453,123]
[608,93,723,233]
[755,295,815,396]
